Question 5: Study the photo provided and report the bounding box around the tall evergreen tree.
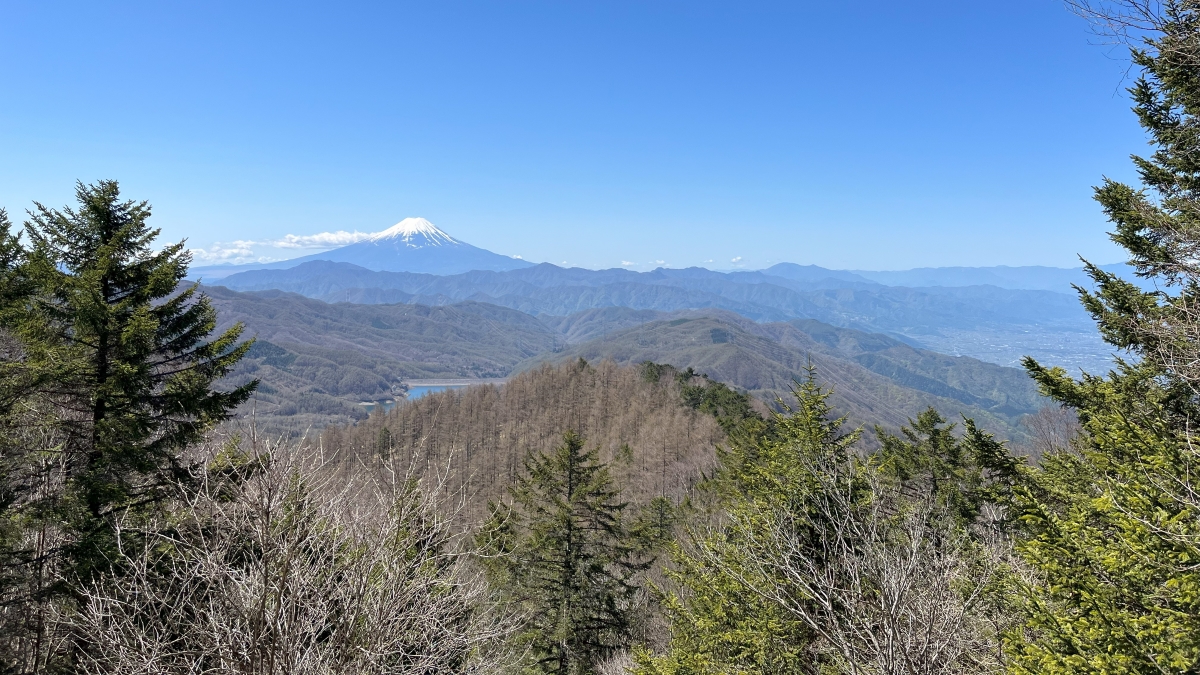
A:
[1008,2,1200,671]
[15,180,256,581]
[479,430,645,675]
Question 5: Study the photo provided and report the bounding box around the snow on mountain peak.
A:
[370,217,459,247]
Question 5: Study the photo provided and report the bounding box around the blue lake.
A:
[407,385,468,399]
[359,385,471,414]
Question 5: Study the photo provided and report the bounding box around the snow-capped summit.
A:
[229,217,533,275]
[370,217,459,247]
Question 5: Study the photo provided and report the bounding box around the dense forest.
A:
[7,1,1200,673]
[320,360,744,525]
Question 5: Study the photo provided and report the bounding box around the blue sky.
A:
[0,1,1147,271]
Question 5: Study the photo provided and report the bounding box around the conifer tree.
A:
[479,430,645,675]
[15,180,256,581]
[1008,2,1200,671]
[637,374,857,675]
[639,376,1018,675]
[876,408,1021,528]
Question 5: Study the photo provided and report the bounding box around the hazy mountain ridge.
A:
[207,259,1108,371]
[190,218,1135,296]
[848,263,1137,291]
[518,315,1040,441]
[202,285,1043,439]
[213,260,1092,330]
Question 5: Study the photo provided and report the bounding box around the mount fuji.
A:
[194,218,534,278]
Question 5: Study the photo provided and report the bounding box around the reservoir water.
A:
[359,384,472,414]
[407,385,468,399]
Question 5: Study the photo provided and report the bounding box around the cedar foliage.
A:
[479,431,647,675]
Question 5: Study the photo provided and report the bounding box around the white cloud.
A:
[512,254,523,259]
[189,240,260,264]
[188,227,376,265]
[731,256,742,263]
[654,260,666,265]
[703,259,714,263]
[621,261,634,267]
[271,230,373,249]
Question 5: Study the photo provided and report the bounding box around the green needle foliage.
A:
[8,180,256,584]
[637,374,858,675]
[479,430,647,675]
[640,372,1021,675]
[1007,3,1200,671]
[1008,366,1200,673]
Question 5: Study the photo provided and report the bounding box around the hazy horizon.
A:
[185,216,1125,276]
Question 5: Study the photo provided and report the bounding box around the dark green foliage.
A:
[245,339,296,370]
[876,408,1021,528]
[479,431,646,675]
[630,496,678,551]
[0,181,259,672]
[376,425,393,458]
[10,181,256,582]
[640,361,764,434]
[640,361,670,383]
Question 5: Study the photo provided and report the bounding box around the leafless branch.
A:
[67,438,518,675]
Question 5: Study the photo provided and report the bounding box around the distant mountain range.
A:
[205,258,1113,373]
[190,218,1132,293]
[844,264,1138,292]
[205,285,1042,442]
[188,219,1129,381]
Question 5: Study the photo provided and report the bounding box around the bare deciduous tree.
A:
[1019,405,1081,459]
[1066,0,1172,43]
[67,438,516,675]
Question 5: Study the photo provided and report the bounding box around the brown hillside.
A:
[320,360,729,525]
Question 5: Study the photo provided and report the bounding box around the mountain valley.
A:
[208,285,1045,443]
[187,219,1126,443]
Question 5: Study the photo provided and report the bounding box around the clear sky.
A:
[0,1,1148,271]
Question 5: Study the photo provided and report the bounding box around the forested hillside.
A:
[320,359,743,525]
[201,284,1043,440]
[204,286,562,432]
[522,313,1041,441]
